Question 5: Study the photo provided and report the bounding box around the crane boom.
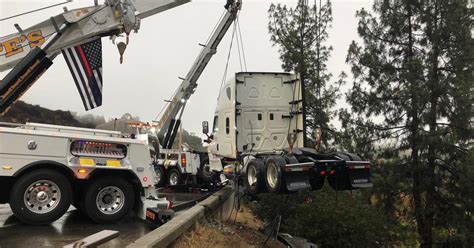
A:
[0,0,189,72]
[157,0,242,149]
[0,0,189,114]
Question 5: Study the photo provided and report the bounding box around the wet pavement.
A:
[0,192,208,248]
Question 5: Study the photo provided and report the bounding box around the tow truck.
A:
[0,0,217,225]
[137,0,243,187]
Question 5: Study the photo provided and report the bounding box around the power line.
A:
[0,0,73,22]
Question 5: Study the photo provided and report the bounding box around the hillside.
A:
[0,101,204,151]
[0,101,85,127]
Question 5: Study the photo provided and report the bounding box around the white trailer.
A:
[0,122,172,225]
[203,72,373,194]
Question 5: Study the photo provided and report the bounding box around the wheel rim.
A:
[24,180,61,214]
[202,163,213,178]
[267,162,279,189]
[96,186,125,215]
[169,172,179,185]
[247,165,257,187]
[155,169,162,184]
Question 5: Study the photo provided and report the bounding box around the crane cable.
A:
[218,13,238,93]
[236,16,248,72]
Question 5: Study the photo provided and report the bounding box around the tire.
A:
[83,176,134,224]
[244,159,266,195]
[167,168,181,186]
[154,165,165,187]
[10,169,72,225]
[198,158,214,183]
[285,155,298,165]
[264,156,288,193]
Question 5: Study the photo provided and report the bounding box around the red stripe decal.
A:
[77,46,92,77]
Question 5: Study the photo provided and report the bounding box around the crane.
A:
[156,0,242,149]
[0,0,189,114]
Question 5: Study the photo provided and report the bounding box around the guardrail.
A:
[127,186,234,248]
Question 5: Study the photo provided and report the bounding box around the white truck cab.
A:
[208,72,303,169]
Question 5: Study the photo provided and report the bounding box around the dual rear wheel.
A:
[244,156,289,195]
[10,169,135,225]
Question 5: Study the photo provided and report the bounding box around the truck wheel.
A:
[154,165,165,187]
[10,169,72,225]
[264,156,287,193]
[244,159,266,195]
[198,158,214,183]
[83,176,134,224]
[167,168,181,186]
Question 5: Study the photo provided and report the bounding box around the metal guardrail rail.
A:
[127,186,233,248]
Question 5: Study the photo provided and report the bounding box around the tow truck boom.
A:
[0,0,189,114]
[156,0,242,149]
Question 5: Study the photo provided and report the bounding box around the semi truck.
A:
[202,72,373,194]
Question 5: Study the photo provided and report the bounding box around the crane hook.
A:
[117,42,127,64]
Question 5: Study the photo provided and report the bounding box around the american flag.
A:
[62,39,103,110]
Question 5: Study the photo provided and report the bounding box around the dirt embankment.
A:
[171,205,285,248]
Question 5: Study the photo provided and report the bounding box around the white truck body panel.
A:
[209,72,304,159]
[157,148,200,175]
[236,72,304,153]
[0,123,156,189]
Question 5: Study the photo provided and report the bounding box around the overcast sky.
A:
[0,0,372,136]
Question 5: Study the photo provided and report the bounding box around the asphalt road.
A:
[0,192,207,248]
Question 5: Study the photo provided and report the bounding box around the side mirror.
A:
[202,121,209,134]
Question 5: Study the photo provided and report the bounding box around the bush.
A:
[252,186,407,247]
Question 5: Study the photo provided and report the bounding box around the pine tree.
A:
[343,0,473,246]
[268,0,341,149]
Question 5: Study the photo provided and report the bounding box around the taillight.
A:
[320,170,327,176]
[329,170,335,175]
[181,154,187,168]
[168,200,174,209]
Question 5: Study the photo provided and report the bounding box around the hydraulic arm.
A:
[0,0,189,114]
[157,0,242,149]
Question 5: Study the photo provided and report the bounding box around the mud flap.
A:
[283,171,311,192]
[346,161,373,188]
[282,162,313,192]
[327,161,372,191]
